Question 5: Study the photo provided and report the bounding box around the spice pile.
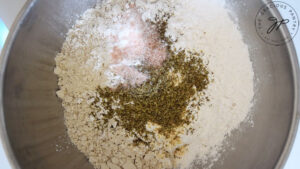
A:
[55,0,254,169]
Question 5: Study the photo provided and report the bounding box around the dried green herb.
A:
[90,18,209,140]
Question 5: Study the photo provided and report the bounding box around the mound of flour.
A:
[165,0,254,168]
[54,0,254,168]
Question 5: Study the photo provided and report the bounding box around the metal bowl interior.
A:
[0,0,299,169]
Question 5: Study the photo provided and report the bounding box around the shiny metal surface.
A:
[0,0,299,169]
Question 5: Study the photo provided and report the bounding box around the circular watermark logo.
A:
[255,1,299,46]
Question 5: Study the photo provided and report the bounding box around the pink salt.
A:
[109,8,167,87]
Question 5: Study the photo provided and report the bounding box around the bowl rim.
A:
[276,24,300,169]
[0,0,299,169]
[0,0,36,168]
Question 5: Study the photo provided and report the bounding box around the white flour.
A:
[165,0,254,168]
[55,0,254,168]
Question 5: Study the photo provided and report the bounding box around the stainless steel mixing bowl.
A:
[0,0,299,169]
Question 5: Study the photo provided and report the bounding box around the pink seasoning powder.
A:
[108,8,167,87]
